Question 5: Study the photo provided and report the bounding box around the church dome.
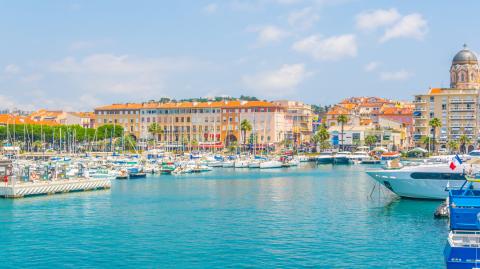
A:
[453,44,478,64]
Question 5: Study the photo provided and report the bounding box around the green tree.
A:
[428,118,442,152]
[420,136,435,151]
[459,135,471,154]
[147,123,162,142]
[336,115,348,150]
[447,140,458,154]
[240,119,252,145]
[364,135,377,149]
[312,125,330,151]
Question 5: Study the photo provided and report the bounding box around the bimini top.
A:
[452,44,478,64]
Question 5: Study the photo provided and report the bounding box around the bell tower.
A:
[450,44,480,89]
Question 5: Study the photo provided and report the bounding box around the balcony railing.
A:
[413,100,426,104]
[449,108,475,112]
[413,116,426,119]
[414,108,427,112]
[449,115,476,120]
[450,124,476,128]
[449,99,476,104]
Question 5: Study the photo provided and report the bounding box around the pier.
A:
[0,178,111,198]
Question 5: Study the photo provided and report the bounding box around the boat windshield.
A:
[469,151,480,156]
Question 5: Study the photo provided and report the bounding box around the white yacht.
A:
[366,163,475,199]
[315,152,334,164]
[234,160,250,168]
[221,160,234,168]
[334,151,352,165]
[260,160,283,169]
[349,151,370,163]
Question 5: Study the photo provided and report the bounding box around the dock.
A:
[0,178,111,198]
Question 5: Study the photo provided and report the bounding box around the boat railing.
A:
[449,230,480,247]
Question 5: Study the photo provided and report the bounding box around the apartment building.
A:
[94,103,142,138]
[413,45,480,151]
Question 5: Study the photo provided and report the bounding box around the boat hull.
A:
[129,173,147,179]
[333,157,351,165]
[316,157,333,164]
[366,170,468,200]
[444,240,480,269]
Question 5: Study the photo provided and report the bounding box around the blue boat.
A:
[127,167,147,179]
[444,179,480,269]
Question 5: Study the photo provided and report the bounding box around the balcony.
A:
[449,115,476,120]
[450,124,476,128]
[449,108,475,112]
[414,108,427,112]
[449,99,476,104]
[413,115,426,119]
[413,100,426,104]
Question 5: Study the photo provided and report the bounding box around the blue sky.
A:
[0,0,478,110]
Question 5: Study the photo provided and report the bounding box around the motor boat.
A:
[297,155,310,162]
[221,160,234,168]
[260,160,283,169]
[334,152,352,165]
[366,163,476,199]
[234,160,250,168]
[444,178,480,268]
[349,151,370,164]
[316,152,334,164]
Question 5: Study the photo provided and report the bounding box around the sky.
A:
[0,0,478,111]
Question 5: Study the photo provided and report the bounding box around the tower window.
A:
[461,73,465,82]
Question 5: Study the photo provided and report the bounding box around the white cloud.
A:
[355,8,401,30]
[292,34,357,61]
[380,13,428,42]
[364,61,380,72]
[4,64,20,75]
[47,54,203,103]
[203,3,218,14]
[380,70,412,81]
[288,7,320,29]
[248,25,289,46]
[243,63,308,96]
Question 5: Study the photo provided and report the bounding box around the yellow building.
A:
[94,103,142,138]
[413,45,480,151]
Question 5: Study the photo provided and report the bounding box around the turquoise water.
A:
[0,164,447,268]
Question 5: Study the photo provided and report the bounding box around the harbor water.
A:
[0,164,447,268]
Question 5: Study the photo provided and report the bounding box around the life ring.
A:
[30,172,39,181]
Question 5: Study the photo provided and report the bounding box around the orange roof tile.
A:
[95,100,281,111]
[429,88,442,94]
[0,114,59,126]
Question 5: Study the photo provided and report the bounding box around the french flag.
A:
[449,155,463,170]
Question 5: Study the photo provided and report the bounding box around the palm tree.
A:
[337,115,348,150]
[364,135,377,150]
[240,119,252,146]
[313,125,330,151]
[447,140,458,154]
[148,123,162,141]
[459,135,471,154]
[421,136,433,151]
[428,118,442,152]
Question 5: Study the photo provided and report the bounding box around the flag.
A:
[449,155,462,170]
